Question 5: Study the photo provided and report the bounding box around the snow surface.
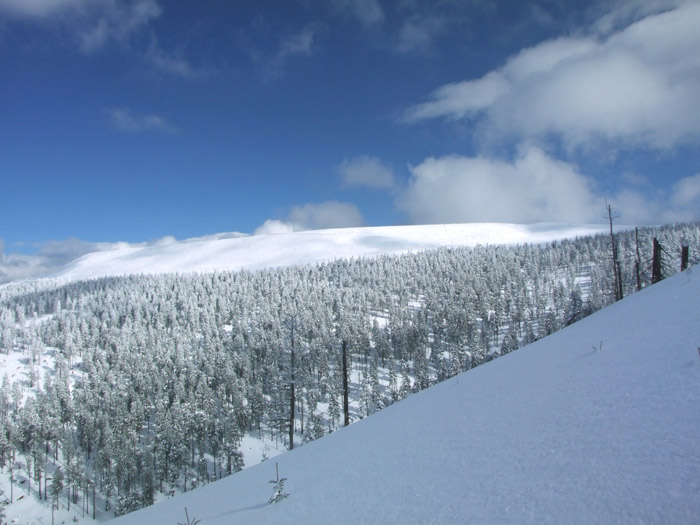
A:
[49,223,607,282]
[112,267,700,524]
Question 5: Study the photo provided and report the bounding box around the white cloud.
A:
[396,22,430,54]
[0,237,117,283]
[403,70,511,121]
[0,0,162,51]
[339,155,396,190]
[77,0,161,53]
[0,231,253,283]
[0,0,83,18]
[605,178,700,225]
[289,201,364,230]
[280,25,316,56]
[254,220,299,236]
[331,0,384,26]
[669,172,700,210]
[592,0,685,36]
[261,24,320,79]
[607,189,664,225]
[395,16,447,54]
[397,146,600,224]
[403,2,700,151]
[147,235,177,247]
[144,38,202,79]
[0,0,199,77]
[620,171,650,187]
[396,146,700,226]
[254,201,365,235]
[181,231,248,242]
[105,107,178,134]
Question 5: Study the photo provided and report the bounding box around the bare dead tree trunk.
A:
[652,237,663,284]
[635,227,642,291]
[342,340,349,427]
[289,324,295,450]
[607,204,623,301]
[681,244,689,271]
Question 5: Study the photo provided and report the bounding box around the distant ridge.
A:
[51,222,608,282]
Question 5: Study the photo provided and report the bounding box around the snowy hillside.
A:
[51,223,607,282]
[113,267,700,524]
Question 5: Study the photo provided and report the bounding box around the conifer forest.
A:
[0,223,697,518]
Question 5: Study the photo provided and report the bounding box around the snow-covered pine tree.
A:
[269,462,288,504]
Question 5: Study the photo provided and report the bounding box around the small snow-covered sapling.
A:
[269,462,289,504]
[177,507,201,525]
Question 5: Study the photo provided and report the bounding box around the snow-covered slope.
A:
[113,268,700,524]
[52,223,606,282]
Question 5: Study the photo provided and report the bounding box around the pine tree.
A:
[51,467,64,511]
[388,365,399,402]
[268,462,288,504]
[399,361,412,400]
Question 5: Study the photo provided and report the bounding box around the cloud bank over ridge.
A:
[396,147,700,226]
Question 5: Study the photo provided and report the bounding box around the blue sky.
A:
[1,0,700,278]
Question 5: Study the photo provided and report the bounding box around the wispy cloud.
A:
[395,16,447,55]
[280,25,316,56]
[0,0,203,78]
[0,0,162,52]
[592,0,686,35]
[260,23,320,80]
[0,237,119,283]
[669,172,700,212]
[145,38,204,79]
[289,201,364,229]
[254,201,364,234]
[0,231,252,283]
[403,2,700,151]
[104,107,179,134]
[0,0,84,19]
[77,0,161,53]
[330,0,384,26]
[339,155,397,190]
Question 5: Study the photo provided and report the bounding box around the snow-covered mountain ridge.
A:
[113,267,700,524]
[51,223,608,282]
